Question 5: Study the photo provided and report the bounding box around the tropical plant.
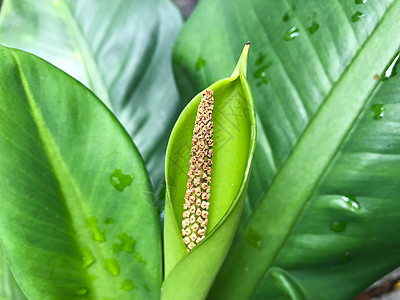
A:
[1,0,400,299]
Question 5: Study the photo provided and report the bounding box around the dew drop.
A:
[246,228,262,251]
[86,217,106,242]
[253,66,269,86]
[135,252,146,264]
[370,104,384,120]
[282,11,290,22]
[307,21,319,34]
[111,243,122,253]
[343,196,361,211]
[355,0,367,4]
[196,56,206,70]
[110,169,133,192]
[330,221,347,232]
[144,285,151,292]
[284,26,300,41]
[341,251,352,264]
[121,279,136,291]
[89,274,97,282]
[351,11,365,23]
[104,258,120,276]
[112,233,136,254]
[104,218,115,224]
[75,287,89,296]
[383,53,399,79]
[81,247,96,268]
[255,52,266,66]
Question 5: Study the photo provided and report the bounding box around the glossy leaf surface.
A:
[162,45,256,300]
[173,0,400,299]
[0,46,161,299]
[0,0,182,189]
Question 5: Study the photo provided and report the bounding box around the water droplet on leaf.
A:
[370,104,384,120]
[110,169,133,192]
[307,21,319,34]
[284,26,300,41]
[351,11,365,23]
[121,279,136,291]
[196,56,206,70]
[355,0,367,4]
[282,11,290,22]
[112,233,136,253]
[330,221,347,232]
[104,258,120,276]
[144,285,151,292]
[75,287,89,296]
[104,218,115,224]
[135,252,146,264]
[86,217,106,242]
[343,196,361,211]
[82,247,96,268]
[246,228,262,251]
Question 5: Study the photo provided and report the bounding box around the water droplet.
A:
[355,0,367,4]
[196,56,206,70]
[284,26,300,41]
[343,196,361,211]
[246,228,262,251]
[383,53,399,79]
[75,287,89,296]
[282,11,290,22]
[341,252,352,264]
[144,285,151,292]
[135,252,146,264]
[254,66,269,86]
[81,247,96,268]
[110,169,133,192]
[255,53,266,66]
[351,11,365,23]
[111,233,136,254]
[307,21,319,34]
[104,218,115,224]
[370,104,384,120]
[330,221,347,232]
[86,217,106,242]
[104,258,120,276]
[89,274,97,282]
[121,279,136,291]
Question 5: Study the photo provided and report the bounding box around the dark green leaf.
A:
[0,46,161,299]
[0,0,183,189]
[173,0,400,298]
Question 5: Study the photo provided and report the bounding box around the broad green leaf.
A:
[173,0,400,299]
[0,248,27,300]
[0,46,161,299]
[162,44,256,300]
[0,0,183,190]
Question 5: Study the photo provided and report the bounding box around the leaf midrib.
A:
[54,0,112,108]
[10,49,105,299]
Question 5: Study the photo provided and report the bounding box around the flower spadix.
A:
[163,43,256,300]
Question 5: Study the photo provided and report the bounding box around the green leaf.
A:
[162,44,256,300]
[0,248,27,300]
[0,46,161,299]
[0,0,183,189]
[173,0,400,299]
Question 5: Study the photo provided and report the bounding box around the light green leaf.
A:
[173,0,400,299]
[0,0,183,189]
[0,46,161,299]
[0,248,27,300]
[162,44,256,300]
